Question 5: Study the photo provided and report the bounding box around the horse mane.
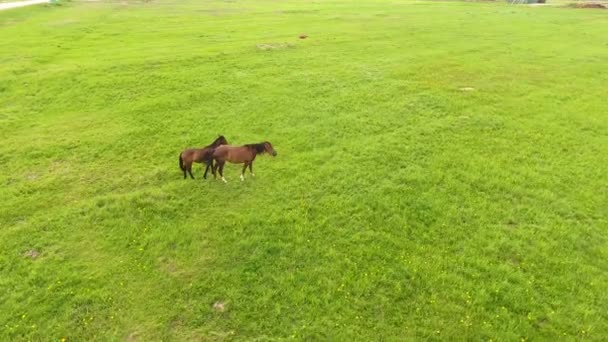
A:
[245,143,266,154]
[209,135,227,147]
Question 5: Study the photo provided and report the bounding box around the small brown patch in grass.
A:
[299,34,308,39]
[23,249,40,259]
[508,255,521,266]
[165,262,177,274]
[213,301,226,312]
[126,331,139,342]
[569,2,606,8]
[256,43,294,51]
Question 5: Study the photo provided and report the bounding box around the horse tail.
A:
[179,153,185,171]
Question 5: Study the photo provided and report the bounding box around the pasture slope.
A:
[1,0,607,340]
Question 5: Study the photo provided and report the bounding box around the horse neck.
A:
[247,143,265,156]
[208,140,224,148]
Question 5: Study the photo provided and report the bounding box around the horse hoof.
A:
[251,173,255,177]
[222,177,228,183]
[240,175,245,181]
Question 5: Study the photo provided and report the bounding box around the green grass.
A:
[1,0,607,340]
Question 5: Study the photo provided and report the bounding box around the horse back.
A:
[212,145,229,158]
[213,145,252,162]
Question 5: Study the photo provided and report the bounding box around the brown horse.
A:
[212,141,277,183]
[179,135,228,179]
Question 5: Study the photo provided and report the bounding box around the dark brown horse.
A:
[179,135,228,179]
[212,141,277,183]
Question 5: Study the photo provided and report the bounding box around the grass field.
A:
[1,0,608,340]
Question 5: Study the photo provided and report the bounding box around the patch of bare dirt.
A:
[213,301,226,312]
[569,2,606,8]
[256,43,294,51]
[23,249,40,259]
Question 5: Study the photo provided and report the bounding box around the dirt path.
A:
[0,0,48,11]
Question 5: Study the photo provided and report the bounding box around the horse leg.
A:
[203,160,212,179]
[240,163,249,181]
[249,162,255,177]
[218,161,227,183]
[186,162,195,179]
[212,159,220,179]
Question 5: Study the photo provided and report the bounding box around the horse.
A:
[179,135,228,179]
[211,141,277,183]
